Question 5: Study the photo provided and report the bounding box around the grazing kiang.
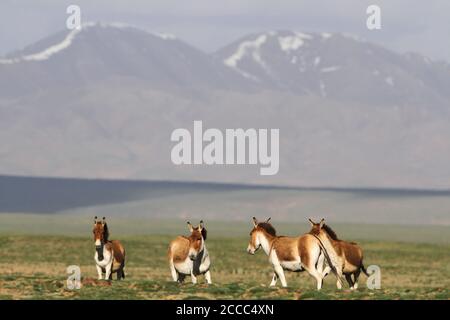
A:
[308,218,369,290]
[93,216,126,280]
[168,220,212,284]
[247,217,327,289]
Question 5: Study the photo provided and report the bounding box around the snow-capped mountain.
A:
[1,24,450,189]
[0,23,249,98]
[215,30,450,107]
[2,25,450,107]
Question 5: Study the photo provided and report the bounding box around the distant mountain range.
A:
[1,23,450,189]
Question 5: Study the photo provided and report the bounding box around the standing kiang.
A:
[247,217,328,289]
[93,216,126,280]
[308,218,369,290]
[168,220,212,284]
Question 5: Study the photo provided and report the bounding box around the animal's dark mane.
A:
[322,224,338,240]
[96,221,109,242]
[201,228,207,241]
[257,222,277,236]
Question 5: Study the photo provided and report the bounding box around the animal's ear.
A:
[308,218,315,226]
[266,217,271,223]
[319,218,325,228]
[252,217,258,227]
[187,221,193,232]
[199,220,204,231]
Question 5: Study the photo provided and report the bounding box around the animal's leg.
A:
[191,272,198,284]
[305,248,324,290]
[119,261,125,280]
[322,265,331,278]
[353,270,361,290]
[177,273,186,283]
[169,261,178,282]
[345,274,354,289]
[316,252,325,275]
[304,266,323,290]
[269,273,278,287]
[334,265,344,289]
[105,262,112,281]
[273,264,287,287]
[117,268,124,280]
[96,264,103,280]
[204,270,212,284]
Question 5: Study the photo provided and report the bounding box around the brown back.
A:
[309,220,363,267]
[109,240,125,263]
[169,224,207,263]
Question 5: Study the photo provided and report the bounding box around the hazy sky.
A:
[1,0,449,62]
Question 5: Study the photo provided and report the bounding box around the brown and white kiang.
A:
[93,216,126,280]
[247,217,328,289]
[308,218,369,290]
[168,220,212,284]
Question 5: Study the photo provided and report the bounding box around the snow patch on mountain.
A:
[278,32,312,52]
[314,56,321,66]
[0,22,173,65]
[156,33,176,40]
[385,76,395,86]
[0,22,98,64]
[223,34,269,80]
[321,66,341,73]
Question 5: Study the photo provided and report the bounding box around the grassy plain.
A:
[0,216,448,300]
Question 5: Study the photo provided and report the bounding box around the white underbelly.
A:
[95,251,113,267]
[174,255,210,275]
[174,258,193,275]
[280,260,303,271]
[198,257,210,274]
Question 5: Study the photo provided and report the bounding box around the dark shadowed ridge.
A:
[1,175,450,214]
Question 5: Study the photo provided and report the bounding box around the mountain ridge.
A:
[1,23,450,189]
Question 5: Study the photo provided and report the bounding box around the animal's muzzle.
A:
[189,254,197,261]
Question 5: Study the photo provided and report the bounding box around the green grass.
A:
[1,214,449,244]
[0,233,448,300]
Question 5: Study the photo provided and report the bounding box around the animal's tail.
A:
[361,263,370,277]
[313,234,345,287]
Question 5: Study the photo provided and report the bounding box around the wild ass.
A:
[308,218,369,289]
[168,220,212,284]
[247,217,326,289]
[93,216,126,280]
